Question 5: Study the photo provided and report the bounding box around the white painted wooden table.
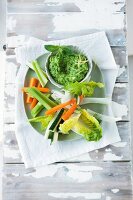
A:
[3,0,133,199]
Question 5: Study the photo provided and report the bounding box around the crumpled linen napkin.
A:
[15,32,121,168]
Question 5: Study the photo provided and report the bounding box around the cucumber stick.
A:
[45,109,64,142]
[26,87,57,110]
[32,60,48,87]
[49,109,64,131]
[52,131,59,144]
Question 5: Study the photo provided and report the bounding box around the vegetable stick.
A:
[80,97,111,105]
[45,99,76,115]
[30,98,38,110]
[29,77,38,86]
[30,82,42,110]
[22,87,50,93]
[26,87,57,109]
[79,95,84,102]
[32,60,48,87]
[62,103,77,121]
[37,87,50,93]
[37,82,42,87]
[31,94,50,117]
[26,78,38,103]
[31,102,44,117]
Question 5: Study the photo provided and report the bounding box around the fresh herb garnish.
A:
[65,81,104,97]
[45,45,75,55]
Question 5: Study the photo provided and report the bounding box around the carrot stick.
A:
[29,77,38,86]
[30,98,38,110]
[62,103,77,121]
[30,82,42,110]
[36,87,50,93]
[45,99,76,115]
[22,87,50,93]
[26,78,38,103]
[37,83,42,87]
[79,95,84,103]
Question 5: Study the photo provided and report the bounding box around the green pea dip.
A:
[48,49,89,86]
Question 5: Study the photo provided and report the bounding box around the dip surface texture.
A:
[48,52,89,86]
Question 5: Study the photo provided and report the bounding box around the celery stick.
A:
[32,60,48,87]
[31,94,51,117]
[80,97,111,105]
[26,87,57,110]
[31,102,44,118]
[87,108,121,122]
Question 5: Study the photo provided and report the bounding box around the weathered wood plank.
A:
[111,47,127,68]
[0,0,6,50]
[3,162,132,200]
[128,56,133,170]
[3,122,131,163]
[112,47,128,83]
[7,13,126,46]
[7,0,126,13]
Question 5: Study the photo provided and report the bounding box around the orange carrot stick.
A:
[22,87,50,93]
[45,99,76,115]
[37,83,42,87]
[36,87,50,93]
[79,95,84,103]
[26,78,38,103]
[62,103,77,121]
[30,98,38,110]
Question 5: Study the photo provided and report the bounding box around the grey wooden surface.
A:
[4,0,133,199]
[0,0,6,50]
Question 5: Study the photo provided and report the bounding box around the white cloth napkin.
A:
[15,32,121,168]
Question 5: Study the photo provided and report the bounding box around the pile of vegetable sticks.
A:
[22,78,50,110]
[22,59,108,144]
[23,81,78,121]
[22,60,79,122]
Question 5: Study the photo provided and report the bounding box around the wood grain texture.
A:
[3,162,133,200]
[0,0,6,50]
[3,122,131,163]
[7,13,126,46]
[7,0,126,13]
